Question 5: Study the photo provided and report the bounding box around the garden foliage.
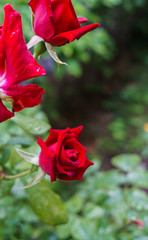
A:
[0,0,148,239]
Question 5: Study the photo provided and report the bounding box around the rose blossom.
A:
[0,4,46,123]
[28,0,100,47]
[37,126,94,182]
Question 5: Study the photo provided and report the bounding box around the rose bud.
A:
[0,4,46,123]
[27,0,100,65]
[28,0,100,47]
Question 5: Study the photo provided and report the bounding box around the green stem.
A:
[2,169,32,180]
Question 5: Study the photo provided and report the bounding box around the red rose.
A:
[28,0,100,46]
[37,126,94,182]
[0,4,46,123]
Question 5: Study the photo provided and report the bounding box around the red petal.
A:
[0,99,14,123]
[37,137,51,156]
[0,4,46,89]
[28,0,55,42]
[59,146,81,168]
[70,125,83,140]
[64,138,86,168]
[50,0,80,35]
[38,137,57,182]
[4,84,45,112]
[0,26,5,78]
[75,157,94,180]
[49,23,100,46]
[0,26,2,35]
[55,128,71,175]
[45,129,61,146]
[45,126,83,146]
[58,157,94,181]
[78,17,88,24]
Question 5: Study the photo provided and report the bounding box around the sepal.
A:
[15,148,39,165]
[20,167,46,189]
[33,41,46,59]
[45,42,69,67]
[27,35,43,49]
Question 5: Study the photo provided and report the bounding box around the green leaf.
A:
[111,154,141,172]
[56,214,76,239]
[126,169,148,188]
[9,147,22,167]
[94,170,125,188]
[11,113,51,135]
[0,180,14,197]
[83,203,105,219]
[0,146,11,167]
[127,189,148,211]
[71,217,99,240]
[26,180,68,225]
[66,194,85,214]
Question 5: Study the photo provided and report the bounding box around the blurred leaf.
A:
[71,217,99,240]
[26,180,68,225]
[11,113,51,135]
[56,214,76,239]
[83,202,105,219]
[83,157,101,176]
[94,170,126,188]
[66,194,85,214]
[111,154,141,172]
[9,147,22,167]
[127,189,148,211]
[0,180,14,197]
[8,138,32,146]
[0,146,11,167]
[126,169,148,188]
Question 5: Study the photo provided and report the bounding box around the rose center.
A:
[65,149,78,161]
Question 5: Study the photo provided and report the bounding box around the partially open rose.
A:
[37,126,94,182]
[28,0,100,46]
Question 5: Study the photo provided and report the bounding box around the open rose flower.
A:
[28,0,100,47]
[0,4,46,123]
[15,126,94,186]
[37,126,94,182]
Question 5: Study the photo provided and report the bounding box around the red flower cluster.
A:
[38,126,93,182]
[0,4,46,122]
[28,0,100,46]
[1,1,99,182]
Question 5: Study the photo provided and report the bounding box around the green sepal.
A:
[33,41,46,59]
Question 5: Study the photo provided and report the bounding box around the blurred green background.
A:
[1,0,148,239]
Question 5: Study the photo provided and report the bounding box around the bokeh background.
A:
[1,0,148,239]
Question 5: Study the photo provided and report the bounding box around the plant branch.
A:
[2,169,33,180]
